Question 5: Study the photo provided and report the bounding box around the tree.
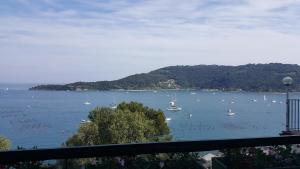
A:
[66,123,99,146]
[0,135,10,151]
[65,102,202,169]
[66,102,170,146]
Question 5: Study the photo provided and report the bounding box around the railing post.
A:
[297,99,300,131]
[286,91,290,132]
[64,159,68,169]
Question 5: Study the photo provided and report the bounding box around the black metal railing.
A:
[1,136,300,165]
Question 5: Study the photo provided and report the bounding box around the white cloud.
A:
[0,0,300,83]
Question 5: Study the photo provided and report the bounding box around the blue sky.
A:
[1,0,300,83]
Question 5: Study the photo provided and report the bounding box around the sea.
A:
[0,84,295,149]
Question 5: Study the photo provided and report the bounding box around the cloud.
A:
[0,0,300,83]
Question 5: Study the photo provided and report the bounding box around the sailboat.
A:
[110,95,117,109]
[110,103,117,109]
[227,109,235,116]
[84,94,91,105]
[167,100,182,111]
[264,95,267,101]
[167,95,182,111]
[84,101,91,105]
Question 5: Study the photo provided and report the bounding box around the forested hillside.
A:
[31,63,300,92]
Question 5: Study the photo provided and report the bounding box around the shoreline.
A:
[26,88,290,94]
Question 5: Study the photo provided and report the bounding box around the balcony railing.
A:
[289,99,300,131]
[281,99,300,135]
[1,136,300,165]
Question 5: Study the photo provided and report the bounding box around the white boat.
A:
[84,101,91,105]
[110,104,117,109]
[167,100,182,111]
[272,100,277,103]
[227,109,235,116]
[110,95,117,109]
[252,99,257,102]
[189,114,192,118]
[81,119,91,124]
[264,95,267,101]
[191,92,196,95]
[166,118,172,121]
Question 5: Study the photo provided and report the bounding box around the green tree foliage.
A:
[66,102,170,146]
[66,123,99,146]
[31,63,300,91]
[65,102,202,169]
[0,135,10,151]
[116,102,170,137]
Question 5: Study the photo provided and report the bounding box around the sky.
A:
[1,0,300,83]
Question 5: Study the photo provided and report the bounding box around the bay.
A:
[0,84,294,149]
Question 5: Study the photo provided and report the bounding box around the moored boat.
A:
[167,100,182,111]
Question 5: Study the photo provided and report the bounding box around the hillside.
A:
[30,63,300,92]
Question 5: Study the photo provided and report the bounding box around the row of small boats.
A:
[82,94,283,120]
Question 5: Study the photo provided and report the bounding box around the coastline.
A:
[27,87,290,94]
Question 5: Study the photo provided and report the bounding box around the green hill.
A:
[30,63,300,92]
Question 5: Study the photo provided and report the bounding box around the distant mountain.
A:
[30,63,300,92]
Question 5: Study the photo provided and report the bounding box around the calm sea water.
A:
[0,84,296,149]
